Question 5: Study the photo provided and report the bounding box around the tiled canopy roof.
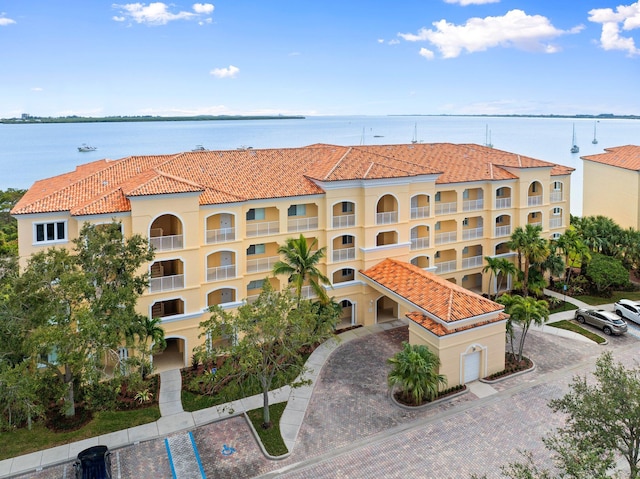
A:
[360,259,506,336]
[12,143,574,216]
[581,145,640,171]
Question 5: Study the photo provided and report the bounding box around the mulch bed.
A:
[483,353,533,381]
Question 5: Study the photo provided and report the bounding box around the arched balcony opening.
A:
[410,194,430,219]
[206,213,236,244]
[207,288,236,307]
[150,214,184,251]
[332,235,356,262]
[495,215,512,238]
[462,188,484,212]
[495,187,512,209]
[527,211,543,228]
[333,268,355,284]
[376,296,398,323]
[376,195,398,224]
[528,181,543,206]
[410,225,430,250]
[332,201,355,228]
[410,255,430,269]
[149,259,184,293]
[376,230,398,247]
[207,251,237,282]
[495,242,510,255]
[151,298,184,319]
[337,299,354,329]
[245,277,279,304]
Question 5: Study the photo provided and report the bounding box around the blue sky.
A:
[1,0,639,117]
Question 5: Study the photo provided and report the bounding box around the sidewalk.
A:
[0,319,408,478]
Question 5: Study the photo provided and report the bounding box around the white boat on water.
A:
[570,124,579,153]
[192,145,208,151]
[78,144,97,152]
[592,121,599,145]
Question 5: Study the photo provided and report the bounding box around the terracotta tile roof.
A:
[581,145,640,171]
[406,311,509,337]
[360,259,504,325]
[12,143,573,216]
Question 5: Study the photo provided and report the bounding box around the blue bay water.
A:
[1,115,639,216]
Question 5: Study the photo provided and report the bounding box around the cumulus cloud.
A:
[398,9,583,58]
[0,14,16,26]
[444,0,499,5]
[31,87,43,92]
[588,1,640,56]
[419,48,435,59]
[210,65,239,78]
[112,2,214,26]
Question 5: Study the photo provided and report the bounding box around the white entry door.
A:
[464,350,481,383]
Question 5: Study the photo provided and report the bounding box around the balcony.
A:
[528,195,543,207]
[462,227,483,241]
[411,206,430,219]
[301,285,318,299]
[333,247,355,262]
[495,225,512,237]
[246,255,280,273]
[149,274,184,293]
[435,202,457,215]
[550,217,562,228]
[410,237,430,250]
[463,199,483,212]
[288,216,319,233]
[495,197,511,209]
[462,255,483,269]
[206,227,236,244]
[207,264,236,282]
[246,221,280,237]
[435,260,456,274]
[550,191,563,203]
[435,231,457,245]
[376,211,398,225]
[333,214,355,228]
[150,234,183,252]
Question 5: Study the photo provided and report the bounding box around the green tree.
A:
[497,294,549,362]
[495,257,517,296]
[387,342,447,406]
[586,253,630,294]
[482,256,500,298]
[508,224,549,296]
[0,188,26,257]
[273,234,331,305]
[199,282,336,428]
[554,227,590,284]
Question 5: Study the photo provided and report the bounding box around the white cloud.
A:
[31,87,43,92]
[0,14,16,26]
[112,2,214,26]
[444,0,499,5]
[398,9,582,58]
[419,47,435,60]
[210,65,239,78]
[588,1,640,56]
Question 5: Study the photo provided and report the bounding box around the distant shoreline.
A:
[0,115,306,124]
[390,113,640,120]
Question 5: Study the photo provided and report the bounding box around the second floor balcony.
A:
[149,274,184,293]
[435,259,456,274]
[247,255,280,273]
[207,264,236,282]
[288,216,319,233]
[246,220,280,237]
[333,247,355,262]
[435,231,457,245]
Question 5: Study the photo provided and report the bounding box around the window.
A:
[462,218,469,226]
[288,204,306,217]
[463,190,469,200]
[462,246,468,254]
[341,202,354,213]
[246,208,265,221]
[531,212,538,219]
[342,235,354,245]
[435,251,440,259]
[340,300,350,308]
[553,208,561,216]
[531,183,538,193]
[496,216,504,224]
[247,279,264,290]
[553,181,562,191]
[342,268,352,277]
[246,244,265,255]
[435,222,441,231]
[35,221,66,243]
[496,187,504,197]
[435,192,441,202]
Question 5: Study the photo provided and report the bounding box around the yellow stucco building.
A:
[12,142,573,385]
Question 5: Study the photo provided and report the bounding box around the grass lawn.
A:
[0,406,160,461]
[573,291,640,306]
[547,319,606,344]
[246,402,288,457]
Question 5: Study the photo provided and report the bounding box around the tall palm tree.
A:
[508,224,549,296]
[387,342,447,405]
[498,294,549,362]
[273,234,331,305]
[482,256,501,298]
[495,257,517,296]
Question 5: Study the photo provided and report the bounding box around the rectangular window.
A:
[462,218,469,226]
[342,235,353,245]
[247,279,264,291]
[553,208,561,215]
[553,181,562,191]
[531,212,538,218]
[435,192,441,202]
[288,204,306,217]
[496,187,504,197]
[34,221,66,243]
[435,222,441,231]
[246,244,265,255]
[463,190,469,200]
[246,208,265,221]
[341,202,353,213]
[531,183,538,193]
[342,268,352,277]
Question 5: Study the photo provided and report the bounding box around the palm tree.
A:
[273,234,331,305]
[482,256,501,298]
[498,294,549,362]
[387,342,447,406]
[495,258,517,296]
[508,225,549,296]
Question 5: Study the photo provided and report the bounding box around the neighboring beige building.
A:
[582,145,640,229]
[12,143,572,384]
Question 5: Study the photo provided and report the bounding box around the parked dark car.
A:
[574,308,628,336]
[74,445,112,479]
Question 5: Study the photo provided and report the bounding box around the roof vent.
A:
[103,181,108,187]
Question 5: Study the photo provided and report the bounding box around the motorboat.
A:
[78,144,97,152]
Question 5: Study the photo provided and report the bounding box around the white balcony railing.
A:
[550,217,563,228]
[288,216,319,232]
[206,227,235,244]
[150,234,183,252]
[207,265,236,282]
[149,274,184,293]
[376,211,398,225]
[246,221,280,237]
[462,255,483,269]
[246,255,280,273]
[410,206,430,219]
[333,214,355,228]
[528,221,542,228]
[410,237,430,250]
[435,202,457,215]
[301,285,318,299]
[463,199,484,212]
[495,197,511,209]
[495,225,512,237]
[528,195,543,206]
[333,247,356,262]
[462,227,483,241]
[550,191,563,203]
[435,260,456,274]
[435,231,457,245]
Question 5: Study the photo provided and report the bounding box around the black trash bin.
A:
[73,445,112,479]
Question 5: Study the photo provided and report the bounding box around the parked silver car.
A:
[614,299,640,325]
[574,308,628,335]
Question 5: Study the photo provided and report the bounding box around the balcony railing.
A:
[463,199,484,212]
[206,227,235,244]
[207,265,236,282]
[495,197,511,209]
[550,217,563,228]
[246,255,279,273]
[495,225,512,237]
[150,234,183,252]
[462,227,483,241]
[528,195,543,206]
[376,211,398,225]
[462,255,483,269]
[288,216,319,232]
[410,206,430,219]
[528,221,542,228]
[435,202,457,215]
[333,247,355,262]
[410,237,430,250]
[435,260,456,274]
[333,214,355,228]
[435,231,457,245]
[246,221,280,237]
[550,191,563,203]
[301,285,318,299]
[149,274,184,293]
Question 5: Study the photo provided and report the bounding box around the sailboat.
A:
[485,124,493,148]
[411,123,418,144]
[592,121,598,145]
[570,124,579,154]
